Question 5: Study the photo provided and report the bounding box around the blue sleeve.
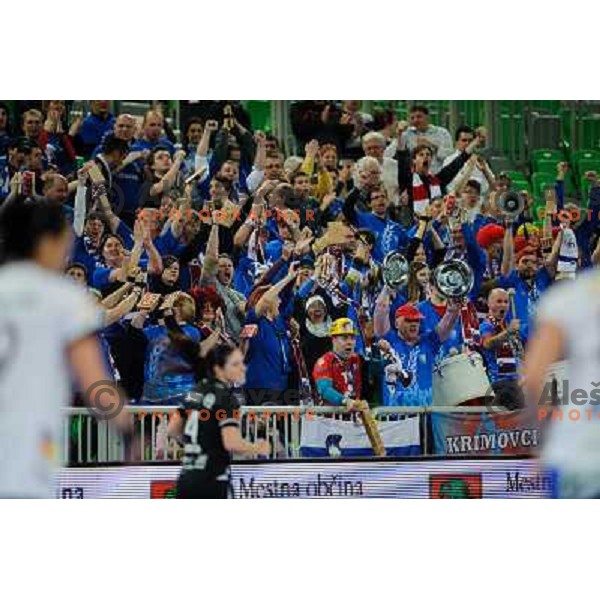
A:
[315,378,346,405]
[462,222,485,271]
[116,221,134,250]
[234,257,255,297]
[265,240,283,264]
[297,277,317,299]
[279,280,295,320]
[496,270,518,289]
[143,324,164,341]
[154,227,179,256]
[183,324,202,342]
[92,267,113,289]
[537,267,553,290]
[479,321,494,338]
[356,212,374,229]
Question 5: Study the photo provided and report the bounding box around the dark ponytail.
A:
[204,344,238,377]
[0,200,68,264]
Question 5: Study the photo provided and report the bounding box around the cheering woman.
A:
[167,344,270,499]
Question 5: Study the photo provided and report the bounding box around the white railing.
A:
[61,405,511,465]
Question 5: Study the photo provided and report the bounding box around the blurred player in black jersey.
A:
[167,344,270,499]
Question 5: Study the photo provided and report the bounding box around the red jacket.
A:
[313,351,362,405]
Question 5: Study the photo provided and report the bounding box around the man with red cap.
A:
[377,301,460,406]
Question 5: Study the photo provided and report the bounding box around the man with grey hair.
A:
[362,131,398,203]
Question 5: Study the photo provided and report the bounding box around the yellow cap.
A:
[516,222,539,237]
[329,318,358,337]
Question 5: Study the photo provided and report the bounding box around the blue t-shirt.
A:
[80,113,116,150]
[382,328,441,406]
[142,323,201,402]
[244,308,293,391]
[417,299,463,362]
[497,268,552,341]
[113,162,144,214]
[92,258,148,291]
[354,212,408,263]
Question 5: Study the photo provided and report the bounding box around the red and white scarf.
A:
[412,171,442,214]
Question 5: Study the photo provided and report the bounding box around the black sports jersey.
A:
[178,378,240,478]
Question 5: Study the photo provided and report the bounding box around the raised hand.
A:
[206,120,219,133]
[305,139,319,158]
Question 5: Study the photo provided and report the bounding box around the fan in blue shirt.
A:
[242,265,297,398]
[78,102,115,156]
[377,302,460,407]
[342,185,408,263]
[497,228,557,342]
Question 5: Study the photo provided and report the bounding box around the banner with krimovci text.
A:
[431,410,542,456]
[56,458,551,499]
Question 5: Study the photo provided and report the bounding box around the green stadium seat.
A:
[531,149,563,176]
[532,148,563,163]
[573,149,600,164]
[533,159,560,175]
[576,158,600,178]
[244,100,272,132]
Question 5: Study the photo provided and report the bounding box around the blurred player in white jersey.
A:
[523,271,600,498]
[0,200,133,498]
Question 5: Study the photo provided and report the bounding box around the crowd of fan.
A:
[1,100,599,411]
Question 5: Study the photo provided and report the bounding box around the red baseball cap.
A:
[395,303,424,320]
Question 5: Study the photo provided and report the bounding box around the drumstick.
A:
[507,288,517,318]
[356,401,386,457]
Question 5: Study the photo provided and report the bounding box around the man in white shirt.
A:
[384,104,453,174]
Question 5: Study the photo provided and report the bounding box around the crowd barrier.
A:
[61,405,521,465]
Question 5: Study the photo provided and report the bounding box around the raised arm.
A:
[435,300,461,342]
[342,186,362,226]
[150,149,186,197]
[255,263,298,317]
[73,169,88,237]
[374,286,393,338]
[450,155,477,194]
[143,223,163,275]
[437,133,482,189]
[101,281,134,309]
[91,172,121,234]
[104,286,143,326]
[199,223,219,286]
[501,224,514,277]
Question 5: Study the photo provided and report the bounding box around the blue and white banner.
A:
[300,416,421,457]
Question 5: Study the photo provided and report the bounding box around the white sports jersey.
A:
[536,270,600,482]
[0,262,102,498]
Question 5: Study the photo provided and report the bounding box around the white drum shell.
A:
[433,353,492,407]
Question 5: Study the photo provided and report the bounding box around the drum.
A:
[433,352,493,407]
